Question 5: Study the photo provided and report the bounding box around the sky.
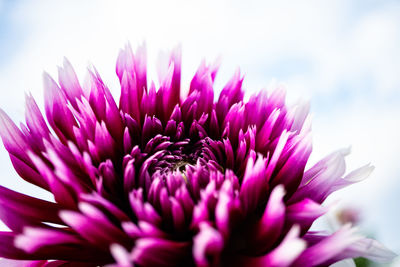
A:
[0,0,399,264]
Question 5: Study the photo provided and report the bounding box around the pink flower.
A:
[0,44,396,266]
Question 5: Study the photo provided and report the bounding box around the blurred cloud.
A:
[0,0,399,258]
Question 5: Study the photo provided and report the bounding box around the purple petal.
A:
[120,71,141,124]
[294,224,363,266]
[271,133,312,197]
[132,238,190,267]
[58,58,83,108]
[240,225,306,267]
[0,185,62,226]
[216,69,243,122]
[110,243,133,267]
[240,154,268,214]
[9,154,49,190]
[0,109,30,163]
[286,198,328,232]
[193,222,224,267]
[59,203,131,250]
[24,93,50,141]
[328,237,397,264]
[28,152,77,208]
[248,185,286,253]
[43,72,77,143]
[290,148,349,204]
[14,227,82,253]
[216,180,240,239]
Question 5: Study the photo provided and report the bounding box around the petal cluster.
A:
[0,44,395,267]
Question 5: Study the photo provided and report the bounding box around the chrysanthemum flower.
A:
[0,44,396,267]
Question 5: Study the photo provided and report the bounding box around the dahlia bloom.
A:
[0,44,395,267]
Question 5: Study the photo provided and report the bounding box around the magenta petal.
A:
[215,180,240,239]
[1,232,109,263]
[132,238,190,267]
[286,198,328,232]
[0,109,30,163]
[294,224,362,266]
[239,154,268,214]
[271,133,312,197]
[0,232,30,260]
[59,204,131,250]
[328,237,397,264]
[256,108,281,151]
[193,222,224,267]
[161,45,181,120]
[248,185,286,253]
[0,185,62,225]
[14,227,83,253]
[328,163,374,195]
[29,152,77,208]
[0,258,47,267]
[110,243,133,267]
[9,154,49,190]
[240,226,306,267]
[290,148,349,204]
[216,69,243,122]
[58,58,83,108]
[120,71,141,124]
[43,72,77,142]
[94,121,117,161]
[79,192,130,222]
[0,203,41,232]
[25,93,50,141]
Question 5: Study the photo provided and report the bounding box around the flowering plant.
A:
[0,44,395,266]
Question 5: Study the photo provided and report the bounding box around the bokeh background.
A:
[0,0,399,265]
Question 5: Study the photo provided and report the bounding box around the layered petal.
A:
[0,44,393,267]
[132,238,190,267]
[238,226,306,267]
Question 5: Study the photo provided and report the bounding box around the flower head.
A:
[0,44,396,266]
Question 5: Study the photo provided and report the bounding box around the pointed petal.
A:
[271,133,312,197]
[248,185,286,253]
[0,109,30,162]
[290,148,349,204]
[25,93,50,140]
[132,238,190,267]
[15,227,83,253]
[0,185,62,225]
[59,207,130,250]
[215,180,240,239]
[120,71,141,124]
[216,69,243,122]
[328,164,374,194]
[286,198,328,232]
[241,226,306,267]
[43,72,77,142]
[110,243,133,267]
[193,222,224,267]
[294,224,363,266]
[1,229,110,263]
[28,152,77,208]
[328,238,397,264]
[240,154,268,214]
[58,58,83,108]
[9,154,49,190]
[0,232,30,259]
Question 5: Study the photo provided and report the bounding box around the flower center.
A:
[174,160,194,173]
[142,139,203,177]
